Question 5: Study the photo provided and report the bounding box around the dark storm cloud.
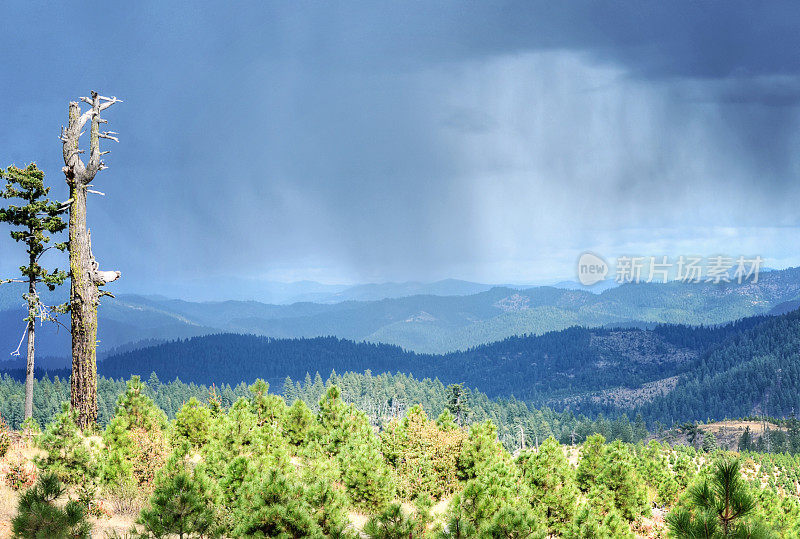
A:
[0,1,798,291]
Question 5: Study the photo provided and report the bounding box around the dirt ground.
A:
[702,420,786,449]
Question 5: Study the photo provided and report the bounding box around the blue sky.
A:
[1,1,799,295]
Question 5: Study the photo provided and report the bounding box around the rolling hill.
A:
[96,309,796,428]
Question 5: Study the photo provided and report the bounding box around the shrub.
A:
[102,377,168,489]
[4,456,37,491]
[576,436,647,522]
[518,437,578,535]
[138,458,217,539]
[36,404,98,486]
[456,420,504,481]
[233,467,323,538]
[249,379,287,427]
[339,434,395,511]
[11,473,91,539]
[0,413,11,457]
[363,504,414,538]
[171,398,212,450]
[283,399,315,446]
[384,405,464,500]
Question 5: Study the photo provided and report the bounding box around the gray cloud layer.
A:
[1,1,798,291]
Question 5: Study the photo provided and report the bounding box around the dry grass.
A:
[703,420,786,436]
[90,513,138,538]
[0,436,36,537]
[0,433,146,538]
[0,483,18,538]
[348,510,370,534]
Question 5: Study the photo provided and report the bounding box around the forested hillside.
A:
[92,309,800,427]
[633,308,800,423]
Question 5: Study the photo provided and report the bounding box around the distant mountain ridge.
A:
[109,278,520,305]
[2,267,800,358]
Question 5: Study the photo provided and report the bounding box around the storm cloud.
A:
[1,1,798,293]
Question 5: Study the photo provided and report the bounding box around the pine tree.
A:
[171,397,212,450]
[576,434,606,491]
[138,457,218,539]
[702,431,718,452]
[577,436,647,522]
[11,473,91,539]
[482,503,545,538]
[233,467,323,538]
[457,420,503,481]
[447,384,470,427]
[518,437,578,535]
[284,398,315,446]
[739,427,753,452]
[572,489,633,539]
[363,503,414,538]
[35,404,98,487]
[102,376,168,487]
[667,459,772,537]
[436,409,458,431]
[339,430,395,510]
[0,163,67,421]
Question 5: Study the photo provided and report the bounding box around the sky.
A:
[1,1,799,296]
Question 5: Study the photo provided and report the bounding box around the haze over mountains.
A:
[114,278,538,305]
[1,267,799,360]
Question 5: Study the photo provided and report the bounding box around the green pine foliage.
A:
[35,404,98,486]
[137,454,218,539]
[518,436,579,535]
[338,422,395,510]
[0,163,68,294]
[0,163,68,421]
[102,376,169,488]
[363,503,414,538]
[633,440,682,506]
[4,376,797,537]
[232,467,330,538]
[11,473,91,539]
[170,397,212,450]
[457,420,504,481]
[284,398,315,446]
[667,459,771,538]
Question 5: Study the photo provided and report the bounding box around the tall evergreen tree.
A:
[0,163,68,421]
[739,427,754,452]
[447,384,470,427]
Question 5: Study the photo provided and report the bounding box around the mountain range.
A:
[1,267,799,359]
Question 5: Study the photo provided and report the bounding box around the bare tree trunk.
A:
[61,92,121,429]
[24,271,35,420]
[69,182,100,427]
